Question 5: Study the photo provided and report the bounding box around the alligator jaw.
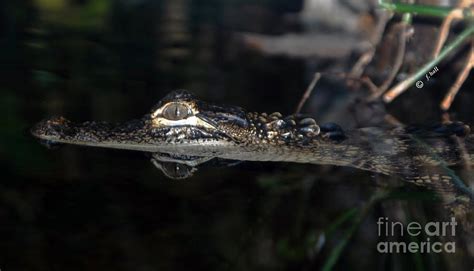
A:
[30,116,235,154]
[30,116,151,151]
[31,116,78,143]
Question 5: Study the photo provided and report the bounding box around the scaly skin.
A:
[31,90,474,214]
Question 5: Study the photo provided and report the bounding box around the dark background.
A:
[1,0,473,270]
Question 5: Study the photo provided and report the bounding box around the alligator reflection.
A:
[151,156,241,180]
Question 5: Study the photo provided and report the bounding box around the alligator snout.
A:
[30,116,74,141]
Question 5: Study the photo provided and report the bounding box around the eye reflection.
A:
[162,103,191,120]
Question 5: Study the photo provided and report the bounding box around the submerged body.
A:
[31,90,474,208]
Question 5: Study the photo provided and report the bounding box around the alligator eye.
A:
[162,103,191,120]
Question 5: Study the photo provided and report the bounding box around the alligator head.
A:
[32,90,251,153]
[31,90,264,178]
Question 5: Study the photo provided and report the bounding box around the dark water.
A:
[1,1,474,270]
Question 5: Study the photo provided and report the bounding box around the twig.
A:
[368,16,413,100]
[295,73,321,114]
[360,76,379,93]
[349,11,392,82]
[317,72,380,93]
[383,24,474,103]
[432,0,470,57]
[440,44,474,110]
[378,22,411,92]
[432,9,464,57]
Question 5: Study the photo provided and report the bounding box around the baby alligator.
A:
[32,91,474,210]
